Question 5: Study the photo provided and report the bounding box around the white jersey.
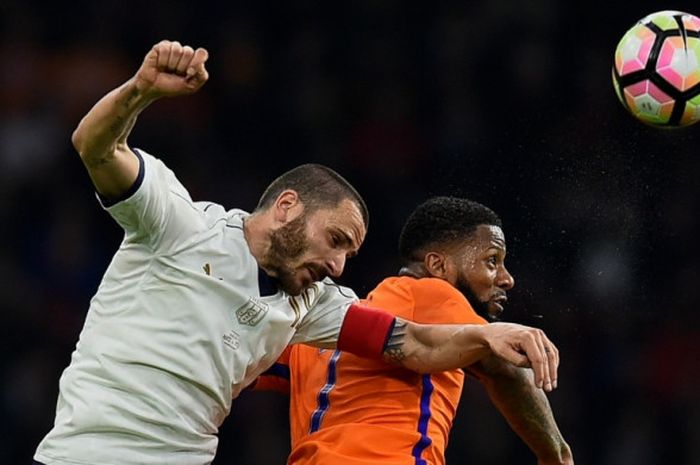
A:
[35,149,358,465]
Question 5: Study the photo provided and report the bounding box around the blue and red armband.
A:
[337,304,396,359]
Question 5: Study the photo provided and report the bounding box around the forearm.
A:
[340,309,558,391]
[470,357,573,464]
[383,319,491,373]
[72,78,153,168]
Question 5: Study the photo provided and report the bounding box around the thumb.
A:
[186,47,209,75]
[185,48,209,85]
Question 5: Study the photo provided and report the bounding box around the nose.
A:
[327,252,347,278]
[498,266,515,290]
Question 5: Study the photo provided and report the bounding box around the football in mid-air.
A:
[612,10,700,127]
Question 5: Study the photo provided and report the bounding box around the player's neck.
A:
[242,212,271,266]
[398,264,429,279]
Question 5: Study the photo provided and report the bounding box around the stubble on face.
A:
[265,213,310,295]
[454,273,501,320]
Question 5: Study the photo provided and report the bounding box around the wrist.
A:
[538,441,573,465]
[474,324,493,350]
[461,325,492,367]
[126,77,159,109]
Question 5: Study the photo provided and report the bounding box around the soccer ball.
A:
[612,10,700,127]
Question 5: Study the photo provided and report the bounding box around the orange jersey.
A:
[255,276,488,465]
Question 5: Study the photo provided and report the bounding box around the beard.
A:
[264,213,311,295]
[454,274,501,321]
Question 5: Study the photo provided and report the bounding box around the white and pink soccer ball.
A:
[612,10,700,127]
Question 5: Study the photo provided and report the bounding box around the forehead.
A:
[464,224,506,251]
[309,199,367,243]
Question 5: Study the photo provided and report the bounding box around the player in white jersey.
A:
[34,40,560,465]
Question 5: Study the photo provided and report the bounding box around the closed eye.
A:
[331,233,349,248]
[329,231,353,248]
[329,231,359,259]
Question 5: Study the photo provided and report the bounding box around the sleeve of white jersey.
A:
[98,148,202,251]
[289,280,359,347]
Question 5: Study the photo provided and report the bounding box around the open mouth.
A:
[305,265,330,283]
[492,295,508,312]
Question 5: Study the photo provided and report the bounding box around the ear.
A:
[424,251,451,279]
[273,190,303,223]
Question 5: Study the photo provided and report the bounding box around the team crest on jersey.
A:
[235,297,269,326]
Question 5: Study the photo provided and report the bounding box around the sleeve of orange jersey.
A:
[409,278,488,325]
[250,346,292,393]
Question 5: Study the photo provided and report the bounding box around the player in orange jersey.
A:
[255,196,573,465]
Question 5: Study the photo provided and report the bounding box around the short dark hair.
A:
[398,196,502,264]
[255,164,369,227]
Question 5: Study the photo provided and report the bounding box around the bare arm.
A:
[72,40,209,199]
[467,356,573,464]
[383,319,559,392]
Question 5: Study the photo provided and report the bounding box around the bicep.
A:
[83,143,141,201]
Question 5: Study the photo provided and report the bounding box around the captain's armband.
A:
[337,304,396,359]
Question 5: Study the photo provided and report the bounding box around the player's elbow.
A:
[71,123,97,159]
[71,126,84,153]
[71,123,118,168]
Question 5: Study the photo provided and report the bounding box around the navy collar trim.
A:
[258,267,279,297]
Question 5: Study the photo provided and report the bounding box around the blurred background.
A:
[2,1,699,464]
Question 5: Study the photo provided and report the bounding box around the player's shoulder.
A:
[367,276,413,300]
[374,276,479,324]
[394,276,460,297]
[369,276,462,305]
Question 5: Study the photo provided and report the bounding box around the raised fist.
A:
[133,40,209,99]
